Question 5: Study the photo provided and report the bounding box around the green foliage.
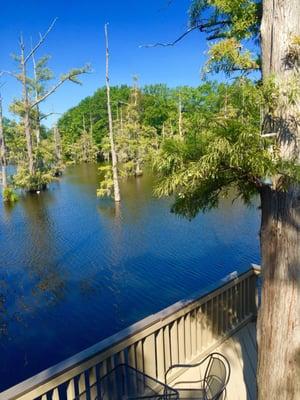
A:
[60,64,91,85]
[5,36,91,193]
[3,187,18,203]
[2,118,26,163]
[284,35,300,69]
[97,165,114,197]
[29,55,53,97]
[190,0,261,39]
[189,0,261,74]
[153,79,300,218]
[11,138,58,192]
[151,1,300,219]
[13,164,54,192]
[206,38,259,75]
[58,86,131,153]
[64,126,99,163]
[141,84,173,132]
[114,82,158,178]
[262,74,300,115]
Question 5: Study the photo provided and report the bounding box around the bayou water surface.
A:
[0,164,260,390]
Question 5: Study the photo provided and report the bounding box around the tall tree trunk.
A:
[104,23,121,202]
[0,94,7,190]
[135,153,142,176]
[120,107,124,135]
[35,105,41,145]
[32,51,41,145]
[178,97,183,138]
[54,125,62,163]
[258,1,300,399]
[89,112,93,138]
[20,38,34,175]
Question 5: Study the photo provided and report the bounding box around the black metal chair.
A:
[165,352,230,399]
[94,363,179,399]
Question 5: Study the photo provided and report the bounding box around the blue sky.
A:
[0,0,209,126]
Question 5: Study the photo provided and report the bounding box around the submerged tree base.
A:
[13,165,54,193]
[3,187,18,203]
[27,183,48,193]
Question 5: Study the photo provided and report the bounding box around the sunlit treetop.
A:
[189,0,262,75]
[153,78,300,218]
[151,1,300,219]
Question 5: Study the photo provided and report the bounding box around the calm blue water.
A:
[0,164,260,391]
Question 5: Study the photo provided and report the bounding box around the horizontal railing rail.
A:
[0,265,261,400]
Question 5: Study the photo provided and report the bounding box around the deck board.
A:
[175,322,257,400]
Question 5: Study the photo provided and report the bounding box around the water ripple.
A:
[0,164,260,390]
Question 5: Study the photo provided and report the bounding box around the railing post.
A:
[251,264,262,318]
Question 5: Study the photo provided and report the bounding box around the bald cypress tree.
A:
[0,90,7,192]
[153,1,300,398]
[2,19,90,192]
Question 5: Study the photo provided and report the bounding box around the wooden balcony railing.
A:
[0,265,261,400]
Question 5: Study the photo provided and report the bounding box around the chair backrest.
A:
[203,353,230,400]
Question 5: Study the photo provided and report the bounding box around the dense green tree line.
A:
[2,78,262,201]
[57,80,248,162]
[58,85,131,155]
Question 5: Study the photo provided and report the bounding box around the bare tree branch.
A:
[24,18,58,64]
[0,70,20,80]
[139,20,231,48]
[140,25,200,48]
[30,79,69,108]
[19,32,25,50]
[40,112,62,121]
[30,66,91,109]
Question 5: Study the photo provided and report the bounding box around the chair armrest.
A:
[165,355,211,384]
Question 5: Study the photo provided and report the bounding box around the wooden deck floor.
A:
[172,322,257,400]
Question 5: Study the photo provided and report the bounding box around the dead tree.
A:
[2,18,90,179]
[31,47,44,145]
[104,23,121,202]
[0,89,7,191]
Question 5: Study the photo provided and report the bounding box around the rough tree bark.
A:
[0,92,7,190]
[258,1,300,399]
[104,23,121,202]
